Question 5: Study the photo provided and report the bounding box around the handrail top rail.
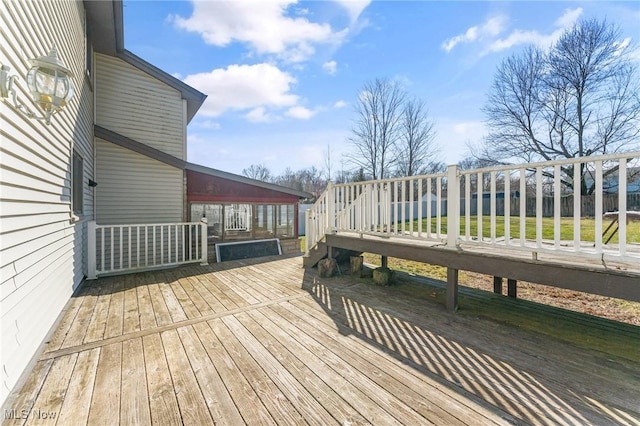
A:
[458,151,640,176]
[325,151,640,190]
[93,221,204,229]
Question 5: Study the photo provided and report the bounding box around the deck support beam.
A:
[493,276,503,294]
[447,268,459,312]
[508,279,517,298]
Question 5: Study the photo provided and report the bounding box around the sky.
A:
[122,1,640,177]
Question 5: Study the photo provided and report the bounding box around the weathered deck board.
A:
[142,333,182,426]
[3,255,639,426]
[120,338,151,425]
[175,326,245,424]
[56,348,100,425]
[238,310,371,425]
[192,321,275,425]
[88,343,121,426]
[161,329,213,425]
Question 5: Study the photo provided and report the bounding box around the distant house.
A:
[0,0,308,406]
[581,166,640,194]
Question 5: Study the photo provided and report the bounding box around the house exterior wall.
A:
[0,0,94,405]
[95,53,185,159]
[95,139,183,224]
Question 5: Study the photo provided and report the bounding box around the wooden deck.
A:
[3,255,639,425]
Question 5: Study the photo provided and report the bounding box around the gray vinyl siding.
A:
[95,53,185,159]
[95,139,183,225]
[0,0,94,406]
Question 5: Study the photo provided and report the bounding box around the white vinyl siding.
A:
[0,0,94,406]
[95,53,185,159]
[95,139,183,225]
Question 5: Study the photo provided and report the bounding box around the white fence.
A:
[306,151,640,262]
[88,221,208,279]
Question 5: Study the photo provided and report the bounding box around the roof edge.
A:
[185,163,313,199]
[95,125,186,169]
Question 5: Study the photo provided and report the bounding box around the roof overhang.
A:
[84,0,206,123]
[186,163,313,200]
[95,126,313,200]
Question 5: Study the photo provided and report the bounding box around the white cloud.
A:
[172,0,356,63]
[554,7,583,28]
[323,60,337,75]
[183,63,299,117]
[613,37,631,56]
[286,106,315,120]
[333,100,347,108]
[195,119,221,130]
[171,72,183,79]
[442,8,584,56]
[442,16,507,52]
[334,0,372,23]
[485,8,582,54]
[245,107,274,123]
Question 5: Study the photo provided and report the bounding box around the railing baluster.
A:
[426,177,432,238]
[189,224,193,261]
[504,172,510,246]
[436,176,442,239]
[595,161,603,253]
[153,226,157,265]
[490,171,496,243]
[520,169,526,247]
[554,165,561,249]
[536,167,543,249]
[619,159,627,256]
[477,172,482,242]
[101,227,105,273]
[393,182,398,235]
[127,226,131,269]
[465,174,471,242]
[417,179,423,237]
[119,226,123,270]
[409,178,414,237]
[573,164,581,249]
[160,225,164,264]
[110,227,114,271]
[399,180,404,235]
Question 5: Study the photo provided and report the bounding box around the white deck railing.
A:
[306,151,640,263]
[87,220,208,279]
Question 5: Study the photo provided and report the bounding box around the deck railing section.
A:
[88,220,208,279]
[306,151,640,262]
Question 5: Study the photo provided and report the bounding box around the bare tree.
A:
[242,164,272,182]
[347,78,406,180]
[482,19,640,194]
[395,97,438,177]
[323,144,332,181]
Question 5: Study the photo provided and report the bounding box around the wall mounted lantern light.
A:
[1,46,74,125]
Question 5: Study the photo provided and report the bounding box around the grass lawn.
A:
[404,216,640,244]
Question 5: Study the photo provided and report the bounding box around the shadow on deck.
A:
[2,255,639,425]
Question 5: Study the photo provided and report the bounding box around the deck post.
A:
[446,164,460,249]
[87,221,97,280]
[493,276,503,294]
[326,180,335,234]
[446,267,459,312]
[381,255,388,269]
[507,279,517,298]
[200,218,208,265]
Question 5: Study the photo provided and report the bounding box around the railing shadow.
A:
[299,266,640,425]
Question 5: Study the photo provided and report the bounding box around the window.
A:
[72,150,83,214]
